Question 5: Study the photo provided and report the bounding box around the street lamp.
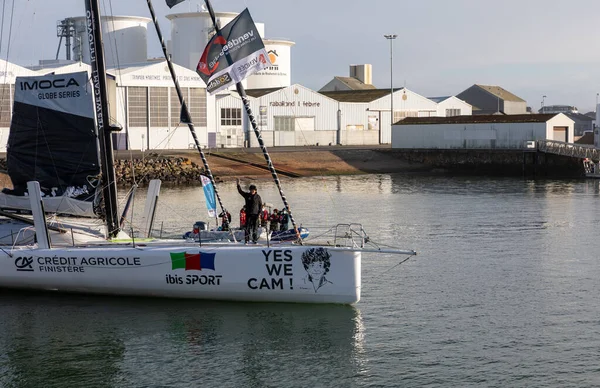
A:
[596,93,598,111]
[384,34,397,144]
[541,95,546,112]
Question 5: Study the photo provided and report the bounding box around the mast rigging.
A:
[84,0,120,238]
[145,0,228,217]
[202,0,302,241]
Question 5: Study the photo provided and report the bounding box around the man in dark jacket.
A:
[237,179,263,243]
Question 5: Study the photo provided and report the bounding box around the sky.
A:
[5,0,600,112]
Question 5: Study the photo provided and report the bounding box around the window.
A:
[274,116,295,131]
[394,111,417,121]
[445,108,461,117]
[0,84,10,127]
[170,87,185,127]
[221,108,242,126]
[128,87,147,127]
[149,87,168,127]
[368,115,379,130]
[189,88,207,127]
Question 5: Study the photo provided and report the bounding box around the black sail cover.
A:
[0,71,101,217]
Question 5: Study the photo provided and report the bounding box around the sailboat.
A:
[0,0,416,304]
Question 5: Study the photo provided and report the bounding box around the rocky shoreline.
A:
[114,156,207,185]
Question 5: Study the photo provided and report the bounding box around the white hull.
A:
[0,242,361,304]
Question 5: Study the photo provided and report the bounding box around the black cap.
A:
[249,184,257,191]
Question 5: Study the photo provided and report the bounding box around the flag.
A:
[170,252,216,271]
[166,0,186,8]
[200,175,217,218]
[196,8,271,95]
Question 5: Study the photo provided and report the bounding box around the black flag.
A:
[196,9,270,94]
[166,0,186,8]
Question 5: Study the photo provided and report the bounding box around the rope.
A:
[0,0,5,57]
[378,255,415,276]
[202,0,302,242]
[3,0,13,77]
[145,0,229,222]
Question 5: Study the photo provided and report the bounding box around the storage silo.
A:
[246,39,294,89]
[167,11,265,71]
[71,15,150,67]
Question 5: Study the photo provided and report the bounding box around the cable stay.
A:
[202,0,303,242]
[145,0,229,219]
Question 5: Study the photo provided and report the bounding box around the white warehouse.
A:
[321,88,472,144]
[212,86,472,148]
[392,114,575,149]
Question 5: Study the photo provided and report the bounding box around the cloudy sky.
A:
[6,0,600,112]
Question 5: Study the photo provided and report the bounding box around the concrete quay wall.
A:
[0,147,587,188]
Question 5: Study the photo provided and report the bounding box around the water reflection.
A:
[0,292,365,388]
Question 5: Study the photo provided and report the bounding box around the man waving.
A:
[237,178,263,244]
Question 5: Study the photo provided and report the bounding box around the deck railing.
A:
[537,140,600,160]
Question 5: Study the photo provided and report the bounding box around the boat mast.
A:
[202,0,301,239]
[84,0,120,238]
[145,0,227,217]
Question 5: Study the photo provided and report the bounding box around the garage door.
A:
[553,126,567,142]
[295,117,315,131]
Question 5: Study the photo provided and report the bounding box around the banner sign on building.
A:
[196,8,270,95]
[200,175,217,218]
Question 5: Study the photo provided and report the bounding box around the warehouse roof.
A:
[475,84,526,102]
[320,88,403,103]
[245,87,285,98]
[395,113,564,125]
[428,96,451,103]
[333,76,376,91]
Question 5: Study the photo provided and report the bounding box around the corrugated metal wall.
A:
[249,85,340,132]
[392,122,548,149]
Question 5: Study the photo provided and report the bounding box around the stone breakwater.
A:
[114,157,206,186]
[0,157,208,187]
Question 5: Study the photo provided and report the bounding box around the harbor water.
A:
[1,174,600,387]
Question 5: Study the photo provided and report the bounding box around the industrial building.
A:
[457,84,527,115]
[392,114,574,149]
[537,105,593,136]
[539,105,578,114]
[0,10,473,151]
[320,88,472,144]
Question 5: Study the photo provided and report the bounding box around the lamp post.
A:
[596,93,598,110]
[384,34,397,144]
[541,95,546,112]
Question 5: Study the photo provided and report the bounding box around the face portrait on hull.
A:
[301,247,333,293]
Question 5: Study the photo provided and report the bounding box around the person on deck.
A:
[239,207,246,229]
[220,210,232,231]
[279,209,290,231]
[237,179,263,243]
[270,209,280,233]
[260,205,269,228]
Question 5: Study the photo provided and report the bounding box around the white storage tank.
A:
[246,39,294,89]
[71,15,150,67]
[167,11,265,71]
